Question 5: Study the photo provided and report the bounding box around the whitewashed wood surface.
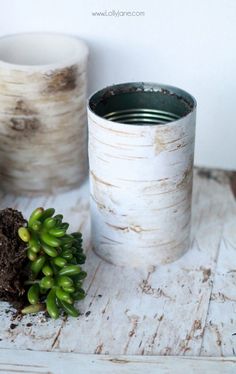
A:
[0,167,235,372]
[0,349,235,374]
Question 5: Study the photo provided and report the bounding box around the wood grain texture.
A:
[0,168,235,360]
[0,349,235,374]
[200,170,236,357]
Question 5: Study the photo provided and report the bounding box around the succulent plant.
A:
[18,208,87,319]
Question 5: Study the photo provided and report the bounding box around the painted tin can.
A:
[88,82,197,268]
[0,33,88,194]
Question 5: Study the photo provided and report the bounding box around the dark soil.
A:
[0,208,28,308]
[9,323,18,330]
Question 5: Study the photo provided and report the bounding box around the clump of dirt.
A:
[0,208,28,308]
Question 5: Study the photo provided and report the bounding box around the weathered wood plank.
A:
[0,349,235,374]
[0,168,234,358]
[50,170,231,355]
[200,175,236,356]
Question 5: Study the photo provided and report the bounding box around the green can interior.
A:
[89,82,196,125]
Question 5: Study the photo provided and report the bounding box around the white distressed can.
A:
[0,33,88,194]
[88,82,197,268]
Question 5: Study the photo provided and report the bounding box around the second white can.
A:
[88,82,196,268]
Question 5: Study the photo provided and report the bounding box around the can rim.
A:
[0,32,89,70]
[88,82,197,127]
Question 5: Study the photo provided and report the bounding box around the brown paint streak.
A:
[176,165,193,189]
[139,280,173,300]
[180,319,203,354]
[101,298,110,314]
[9,117,40,134]
[86,261,102,294]
[102,235,122,244]
[15,99,37,115]
[95,343,104,354]
[90,171,118,188]
[45,65,78,93]
[123,313,140,354]
[106,222,156,233]
[154,131,191,155]
[155,134,166,155]
[51,319,66,350]
[152,197,189,212]
[211,292,236,302]
[90,194,116,216]
[209,322,223,352]
[230,172,236,199]
[8,99,40,137]
[200,267,212,283]
[163,347,172,355]
[106,223,138,232]
[109,358,129,364]
[118,178,169,183]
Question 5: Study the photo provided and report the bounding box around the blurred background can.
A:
[0,33,88,194]
[88,82,197,268]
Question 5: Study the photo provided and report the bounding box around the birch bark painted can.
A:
[0,33,88,194]
[88,82,197,268]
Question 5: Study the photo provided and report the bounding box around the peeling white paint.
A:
[0,169,235,360]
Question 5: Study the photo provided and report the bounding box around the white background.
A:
[0,0,235,169]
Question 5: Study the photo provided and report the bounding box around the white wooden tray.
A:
[0,168,235,373]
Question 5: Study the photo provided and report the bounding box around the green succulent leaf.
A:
[19,207,87,319]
